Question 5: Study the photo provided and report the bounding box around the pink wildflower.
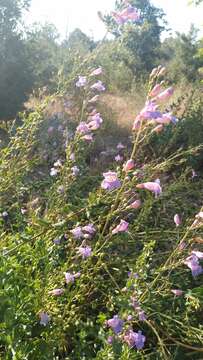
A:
[48,289,64,296]
[123,159,135,172]
[112,219,129,235]
[191,250,203,259]
[171,289,183,296]
[153,124,164,133]
[129,199,141,209]
[149,84,162,97]
[136,179,162,197]
[91,81,105,92]
[174,214,181,227]
[90,67,102,76]
[155,87,174,102]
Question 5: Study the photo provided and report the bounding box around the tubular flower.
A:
[184,254,203,277]
[129,199,141,209]
[124,330,146,350]
[70,226,83,239]
[112,219,129,235]
[155,87,174,102]
[78,245,92,259]
[48,289,64,296]
[149,84,162,97]
[123,159,135,172]
[64,272,81,284]
[90,67,102,76]
[88,113,103,130]
[91,81,105,92]
[76,122,90,135]
[76,76,87,88]
[115,154,123,162]
[171,289,183,296]
[107,315,124,334]
[174,214,181,227]
[39,312,50,326]
[136,179,162,197]
[101,171,121,191]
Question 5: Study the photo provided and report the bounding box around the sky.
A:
[24,0,203,40]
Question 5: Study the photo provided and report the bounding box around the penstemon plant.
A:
[0,2,203,360]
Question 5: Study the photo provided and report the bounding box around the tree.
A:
[0,0,32,121]
[25,22,60,89]
[160,26,201,82]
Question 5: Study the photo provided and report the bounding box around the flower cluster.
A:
[76,68,105,142]
[184,251,203,277]
[112,4,140,25]
[106,314,146,350]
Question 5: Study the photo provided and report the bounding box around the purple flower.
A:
[70,226,83,239]
[64,272,75,284]
[112,219,129,235]
[171,289,183,296]
[101,171,121,191]
[128,272,139,279]
[76,122,90,135]
[47,126,54,135]
[174,214,181,227]
[107,315,124,334]
[82,223,96,236]
[192,169,197,179]
[117,142,125,150]
[136,179,162,198]
[71,166,80,176]
[129,200,141,209]
[70,153,75,161]
[57,185,65,194]
[115,154,123,162]
[127,315,133,321]
[124,330,146,350]
[39,312,50,326]
[138,311,147,321]
[90,67,102,76]
[76,76,87,88]
[53,237,61,245]
[178,241,186,250]
[48,288,64,296]
[82,133,94,142]
[184,254,203,277]
[107,336,114,344]
[78,245,92,259]
[91,81,105,92]
[88,113,103,130]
